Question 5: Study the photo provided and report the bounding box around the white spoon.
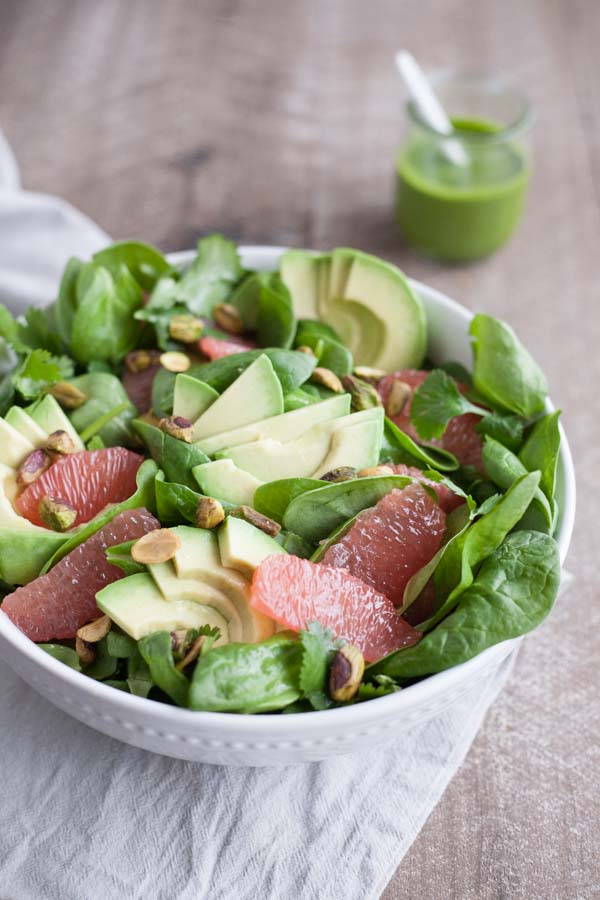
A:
[395,51,469,167]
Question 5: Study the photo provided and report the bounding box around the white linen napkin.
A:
[0,134,522,900]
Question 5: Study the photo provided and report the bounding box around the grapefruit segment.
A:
[16,448,143,528]
[387,463,464,513]
[251,555,420,662]
[321,484,446,606]
[2,508,160,641]
[199,335,256,361]
[378,369,483,471]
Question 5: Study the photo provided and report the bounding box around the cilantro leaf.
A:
[299,622,342,710]
[12,349,74,400]
[410,370,485,441]
[476,412,525,452]
[0,304,18,344]
[357,675,402,701]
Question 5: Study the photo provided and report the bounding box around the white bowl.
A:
[0,246,576,766]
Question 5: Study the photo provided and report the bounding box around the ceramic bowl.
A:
[0,246,576,766]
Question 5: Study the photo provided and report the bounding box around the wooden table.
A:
[1,1,597,897]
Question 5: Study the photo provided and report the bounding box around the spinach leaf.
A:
[369,530,560,679]
[381,417,459,471]
[519,411,561,504]
[55,257,84,344]
[154,474,206,525]
[84,638,119,680]
[470,313,548,417]
[257,274,296,349]
[253,477,324,523]
[299,623,342,710]
[424,471,541,630]
[475,412,525,452]
[71,264,143,364]
[39,644,81,670]
[283,388,321,411]
[68,372,137,446]
[132,418,165,462]
[228,272,268,329]
[189,635,303,713]
[126,648,153,698]
[0,337,18,414]
[283,474,414,544]
[310,513,358,562]
[138,631,190,707]
[12,349,73,401]
[92,241,172,292]
[192,347,316,395]
[17,307,65,356]
[41,459,158,571]
[161,434,210,490]
[106,630,138,658]
[482,437,554,532]
[294,323,353,377]
[106,540,147,577]
[277,530,314,558]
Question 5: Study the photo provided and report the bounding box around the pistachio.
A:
[341,374,383,412]
[385,380,412,417]
[195,497,225,530]
[213,303,244,335]
[353,366,386,385]
[131,529,182,565]
[16,449,51,486]
[320,466,357,483]
[357,465,395,478]
[125,349,162,373]
[229,505,281,537]
[159,415,194,443]
[77,614,111,643]
[75,636,96,666]
[329,644,365,702]
[48,381,87,410]
[295,345,316,357]
[169,314,204,344]
[38,496,77,532]
[45,429,77,456]
[310,367,344,394]
[175,634,206,671]
[159,351,191,373]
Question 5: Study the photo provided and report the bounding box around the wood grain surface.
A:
[0,1,598,897]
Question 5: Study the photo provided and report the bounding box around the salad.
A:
[0,236,562,713]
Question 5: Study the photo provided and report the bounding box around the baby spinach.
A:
[41,459,158,571]
[126,649,153,698]
[283,388,320,411]
[381,417,459,471]
[424,471,541,631]
[54,257,83,345]
[132,419,165,463]
[0,337,17,414]
[283,474,414,544]
[138,631,190,707]
[83,638,119,681]
[106,630,138,658]
[192,347,316,395]
[256,274,296,349]
[105,540,146,577]
[470,313,548,418]
[71,264,144,364]
[154,474,204,525]
[92,241,171,292]
[161,434,210,490]
[253,477,324,523]
[475,412,525,452]
[39,644,81,670]
[294,322,353,377]
[69,372,137,446]
[189,635,303,713]
[482,437,554,532]
[370,530,560,680]
[519,411,561,505]
[228,272,268,329]
[277,530,314,559]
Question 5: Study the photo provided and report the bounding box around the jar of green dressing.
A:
[396,70,534,261]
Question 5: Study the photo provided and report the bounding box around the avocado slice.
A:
[218,408,383,481]
[320,251,426,371]
[279,250,319,318]
[328,248,355,299]
[0,528,68,585]
[29,395,84,450]
[218,516,285,580]
[172,526,275,643]
[191,354,284,441]
[195,393,351,456]
[312,412,384,477]
[0,419,36,468]
[5,407,48,446]
[172,374,219,422]
[192,459,263,507]
[148,559,241,641]
[96,572,229,641]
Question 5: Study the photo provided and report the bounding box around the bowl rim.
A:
[0,245,576,735]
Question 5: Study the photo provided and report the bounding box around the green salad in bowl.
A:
[0,236,567,715]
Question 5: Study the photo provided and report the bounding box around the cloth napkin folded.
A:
[0,133,521,900]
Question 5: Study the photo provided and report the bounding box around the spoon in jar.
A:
[394,51,469,167]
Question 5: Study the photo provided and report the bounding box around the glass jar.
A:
[395,69,534,261]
